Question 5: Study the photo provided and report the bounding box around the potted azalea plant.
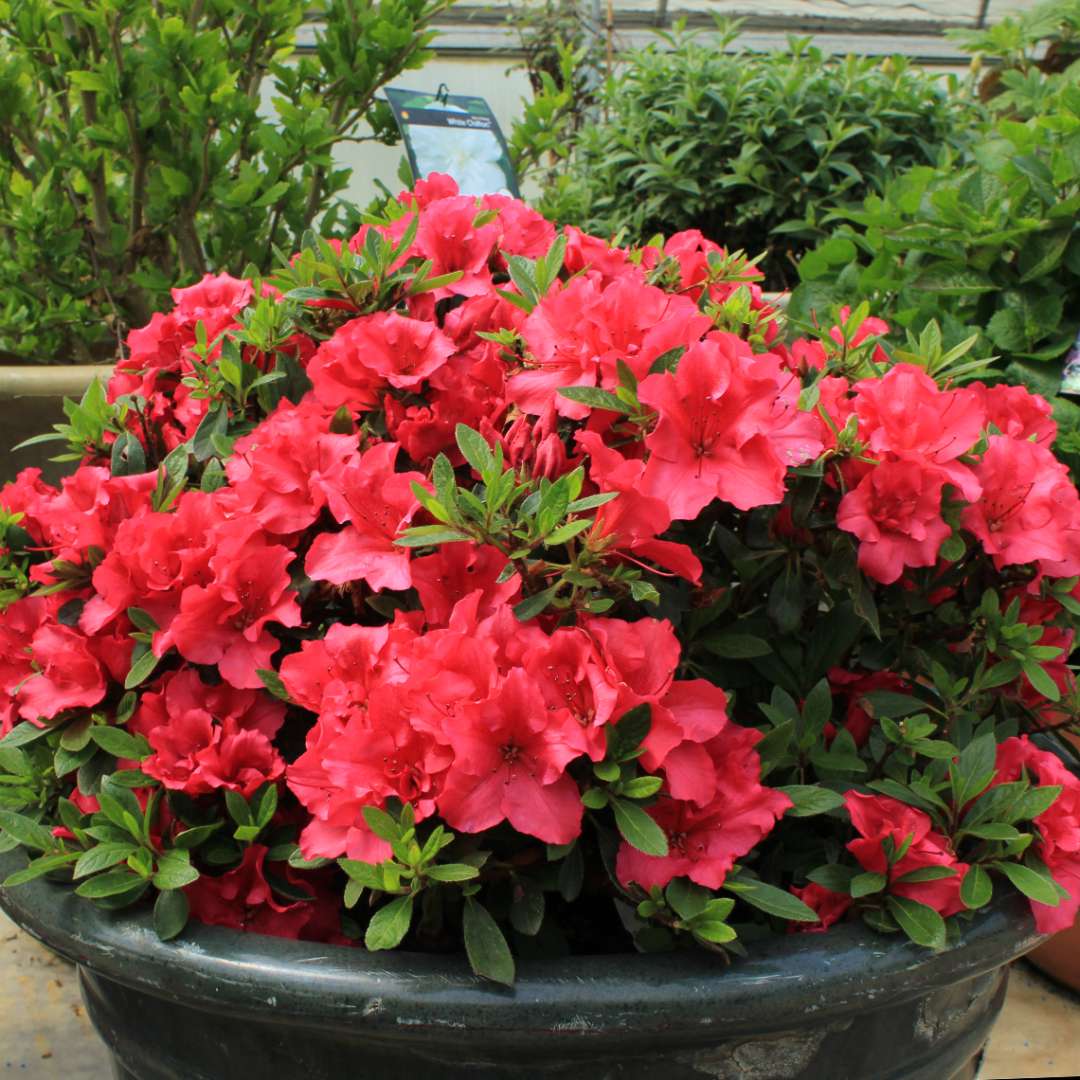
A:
[1,175,1079,1079]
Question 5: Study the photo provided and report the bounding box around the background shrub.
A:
[523,22,978,288]
[788,60,1080,468]
[0,0,449,364]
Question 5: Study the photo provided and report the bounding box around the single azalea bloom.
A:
[639,335,823,519]
[844,792,966,916]
[306,441,426,592]
[279,621,407,721]
[81,492,225,636]
[790,883,852,933]
[971,382,1056,446]
[290,684,452,862]
[523,626,621,761]
[308,311,455,412]
[576,430,702,583]
[413,194,499,298]
[223,398,360,535]
[853,364,984,499]
[962,435,1080,573]
[642,679,731,806]
[584,615,681,716]
[184,844,315,940]
[992,737,1080,933]
[19,622,107,722]
[411,543,520,628]
[482,192,557,261]
[836,457,953,585]
[436,669,584,844]
[162,527,301,690]
[616,723,790,890]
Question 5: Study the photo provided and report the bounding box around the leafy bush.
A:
[788,74,1080,465]
[0,0,449,364]
[522,22,977,288]
[948,0,1080,106]
[2,181,1080,972]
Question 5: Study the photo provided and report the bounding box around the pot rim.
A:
[0,849,1043,1046]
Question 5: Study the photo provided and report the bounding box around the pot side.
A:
[0,364,108,483]
[0,850,1045,1080]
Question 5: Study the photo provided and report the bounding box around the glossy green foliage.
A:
[521,21,977,288]
[0,0,450,362]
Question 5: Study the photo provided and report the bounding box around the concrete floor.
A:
[0,909,1077,1079]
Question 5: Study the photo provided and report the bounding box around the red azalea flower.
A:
[413,195,499,298]
[18,621,107,723]
[836,457,953,585]
[436,669,584,844]
[161,524,301,690]
[616,723,790,890]
[185,844,323,940]
[639,335,823,519]
[844,792,966,916]
[576,430,702,583]
[411,543,520,628]
[305,441,425,590]
[791,883,852,932]
[223,398,360,534]
[853,364,983,500]
[991,737,1080,933]
[962,435,1080,573]
[308,311,455,412]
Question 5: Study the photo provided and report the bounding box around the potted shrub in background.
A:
[512,19,979,292]
[1,177,1080,1077]
[0,0,450,479]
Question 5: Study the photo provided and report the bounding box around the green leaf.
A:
[513,585,560,622]
[153,887,190,941]
[172,823,223,850]
[509,883,545,936]
[691,919,738,944]
[778,785,845,817]
[153,849,200,890]
[394,526,473,548]
[611,798,667,856]
[361,806,400,843]
[2,852,77,886]
[605,704,652,763]
[73,843,137,878]
[124,646,161,690]
[557,386,632,413]
[126,607,159,633]
[256,669,292,703]
[994,860,1062,906]
[886,896,946,949]
[1022,661,1061,703]
[725,877,819,922]
[463,897,516,986]
[424,863,480,883]
[75,869,144,899]
[850,871,887,898]
[339,859,385,889]
[455,425,494,476]
[0,723,51,749]
[90,727,151,760]
[806,864,858,894]
[894,865,957,884]
[702,633,772,659]
[365,894,415,950]
[0,810,56,852]
[960,865,993,910]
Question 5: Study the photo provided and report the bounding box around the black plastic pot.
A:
[0,849,1043,1080]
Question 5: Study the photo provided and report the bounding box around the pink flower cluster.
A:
[2,174,1079,945]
